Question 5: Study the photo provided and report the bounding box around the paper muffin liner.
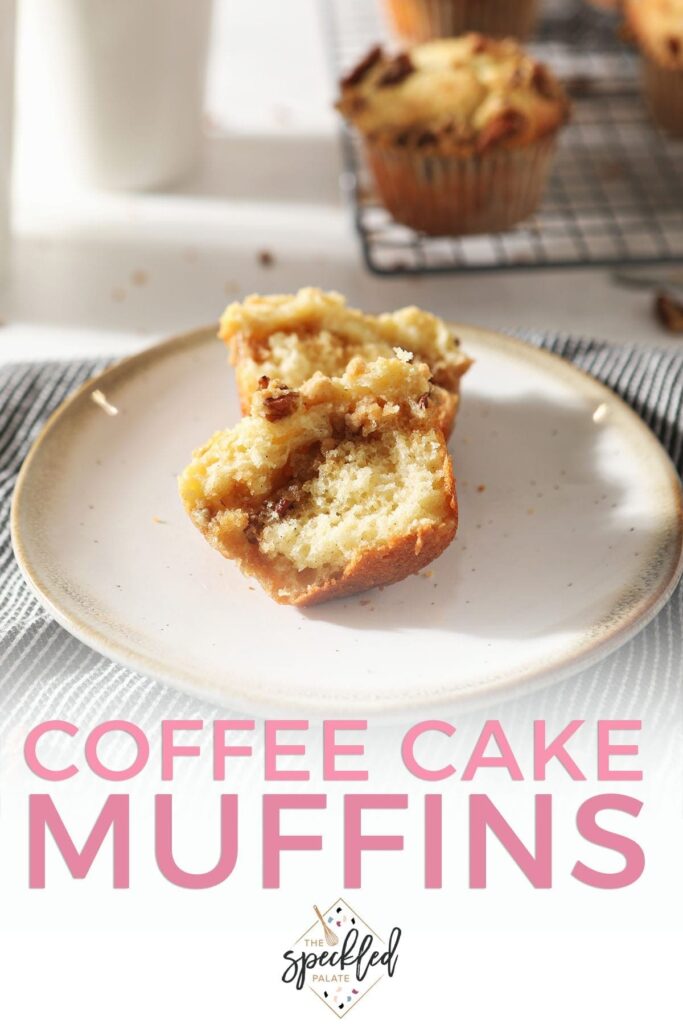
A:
[363,134,557,236]
[383,0,540,43]
[641,56,683,136]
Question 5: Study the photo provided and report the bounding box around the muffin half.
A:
[178,355,458,606]
[220,287,472,436]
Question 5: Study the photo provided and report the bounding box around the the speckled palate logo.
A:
[281,898,401,1017]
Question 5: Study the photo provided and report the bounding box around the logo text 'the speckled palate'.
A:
[282,898,401,1017]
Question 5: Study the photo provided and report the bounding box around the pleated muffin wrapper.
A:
[641,57,683,136]
[383,0,540,44]
[363,133,558,236]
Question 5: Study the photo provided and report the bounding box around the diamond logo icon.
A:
[281,898,401,1017]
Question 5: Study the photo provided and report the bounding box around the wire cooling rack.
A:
[324,0,683,275]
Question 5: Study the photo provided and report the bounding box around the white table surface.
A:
[1,0,681,367]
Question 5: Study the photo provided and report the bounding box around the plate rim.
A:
[11,322,683,715]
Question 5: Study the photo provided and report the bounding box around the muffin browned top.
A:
[336,35,570,155]
[625,0,683,69]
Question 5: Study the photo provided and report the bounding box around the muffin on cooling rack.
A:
[625,0,683,135]
[383,0,540,43]
[336,36,570,236]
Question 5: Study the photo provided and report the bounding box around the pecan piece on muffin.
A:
[336,35,570,235]
[178,356,458,606]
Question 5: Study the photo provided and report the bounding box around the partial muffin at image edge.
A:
[336,35,571,236]
[625,0,683,135]
[383,0,540,44]
[178,355,458,606]
[219,286,472,437]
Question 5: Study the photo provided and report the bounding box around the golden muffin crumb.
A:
[220,287,471,435]
[178,356,458,605]
[336,34,570,154]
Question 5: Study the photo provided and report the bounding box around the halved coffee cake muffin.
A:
[178,355,458,605]
[219,287,471,436]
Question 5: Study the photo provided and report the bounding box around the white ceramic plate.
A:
[12,325,683,714]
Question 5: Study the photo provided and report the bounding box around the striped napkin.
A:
[1,336,682,776]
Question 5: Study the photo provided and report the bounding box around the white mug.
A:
[20,0,212,191]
